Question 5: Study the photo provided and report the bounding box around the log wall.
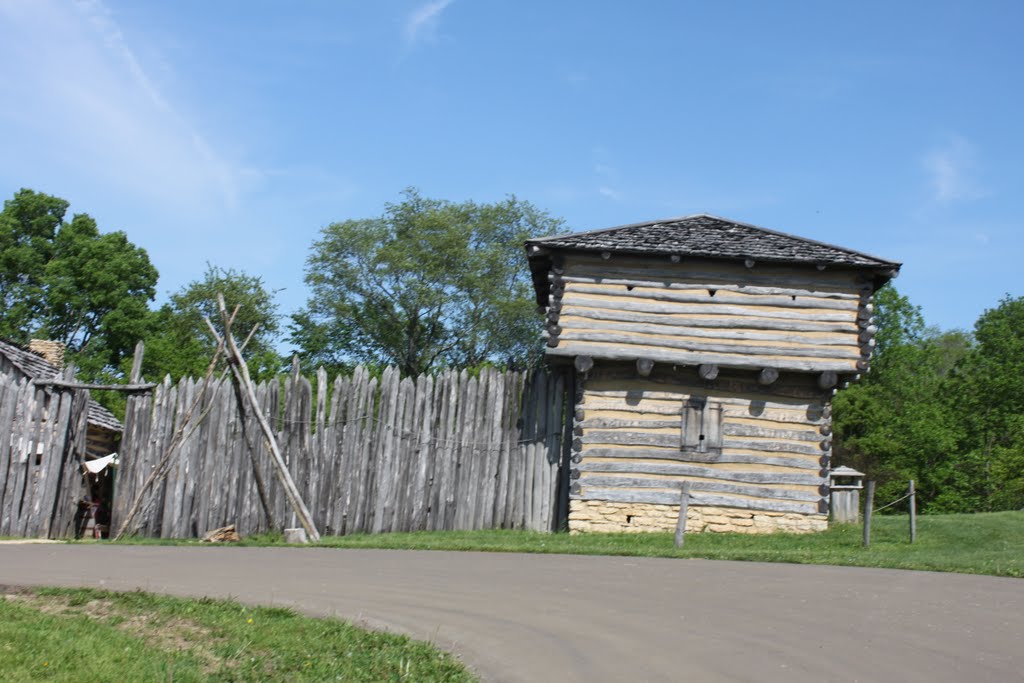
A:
[546,254,874,373]
[568,363,831,532]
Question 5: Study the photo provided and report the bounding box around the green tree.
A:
[947,295,1024,511]
[833,285,970,512]
[0,189,158,374]
[138,265,282,382]
[290,189,562,376]
[0,189,69,341]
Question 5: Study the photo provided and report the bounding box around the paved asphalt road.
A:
[1,545,1022,682]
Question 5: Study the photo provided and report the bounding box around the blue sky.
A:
[1,1,1020,340]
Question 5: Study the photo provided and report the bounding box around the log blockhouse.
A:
[526,214,900,533]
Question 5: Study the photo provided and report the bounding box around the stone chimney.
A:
[29,339,66,369]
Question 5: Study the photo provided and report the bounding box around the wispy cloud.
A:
[593,150,624,201]
[923,136,985,204]
[0,0,242,209]
[404,0,455,45]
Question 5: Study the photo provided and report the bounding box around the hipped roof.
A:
[526,214,901,306]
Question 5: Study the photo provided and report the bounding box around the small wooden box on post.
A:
[525,214,900,535]
[828,466,865,523]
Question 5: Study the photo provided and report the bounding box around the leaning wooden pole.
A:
[216,294,321,542]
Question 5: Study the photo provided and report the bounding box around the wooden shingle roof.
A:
[526,214,901,306]
[0,339,123,433]
[528,214,899,267]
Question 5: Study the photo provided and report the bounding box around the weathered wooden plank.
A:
[371,368,401,533]
[37,388,74,538]
[582,386,824,407]
[454,373,480,530]
[481,368,505,530]
[565,305,857,333]
[577,460,823,485]
[562,317,859,347]
[549,341,857,372]
[557,331,860,360]
[583,430,680,448]
[561,294,856,323]
[574,487,821,515]
[723,423,822,442]
[566,282,859,311]
[409,373,435,531]
[561,274,861,300]
[580,446,823,471]
[577,475,822,502]
[424,371,448,531]
[567,258,861,291]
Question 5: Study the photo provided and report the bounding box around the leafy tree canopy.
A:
[0,189,158,374]
[137,264,282,382]
[290,189,562,376]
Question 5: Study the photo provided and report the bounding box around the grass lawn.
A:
[0,587,474,682]
[114,510,1024,578]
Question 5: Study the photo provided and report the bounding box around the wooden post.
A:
[908,479,916,544]
[674,481,691,548]
[862,480,875,547]
[130,341,145,383]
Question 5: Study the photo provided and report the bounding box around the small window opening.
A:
[626,515,635,524]
[707,288,717,297]
[626,285,634,291]
[791,295,797,301]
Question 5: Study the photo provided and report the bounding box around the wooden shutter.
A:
[681,396,722,454]
[705,402,723,453]
[682,396,707,451]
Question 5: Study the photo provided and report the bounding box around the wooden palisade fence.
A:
[111,365,571,538]
[0,373,91,538]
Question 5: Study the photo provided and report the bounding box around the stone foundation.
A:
[569,500,828,534]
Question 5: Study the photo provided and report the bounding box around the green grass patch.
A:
[107,510,1024,578]
[0,586,475,682]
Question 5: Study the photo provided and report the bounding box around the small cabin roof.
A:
[0,339,123,433]
[526,214,901,306]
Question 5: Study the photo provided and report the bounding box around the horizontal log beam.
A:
[557,331,861,360]
[583,387,823,408]
[569,261,860,291]
[562,317,860,348]
[578,459,824,485]
[565,306,857,333]
[548,341,859,373]
[723,423,822,442]
[566,283,859,311]
[33,379,157,392]
[577,475,823,503]
[560,274,860,300]
[581,446,823,471]
[563,294,856,323]
[573,487,822,515]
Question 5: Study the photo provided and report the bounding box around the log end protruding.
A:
[636,358,655,377]
[574,355,594,374]
[757,367,779,386]
[698,363,719,381]
[817,370,838,390]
